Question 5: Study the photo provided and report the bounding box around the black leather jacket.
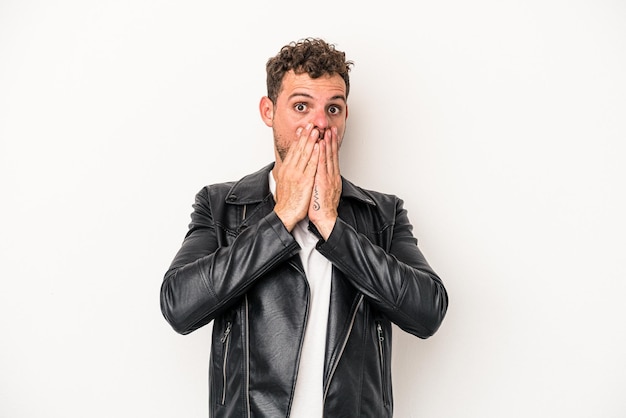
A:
[161,163,448,417]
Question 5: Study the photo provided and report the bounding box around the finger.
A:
[306,142,321,177]
[327,127,340,177]
[316,138,327,176]
[295,123,320,171]
[281,126,304,166]
[302,127,321,166]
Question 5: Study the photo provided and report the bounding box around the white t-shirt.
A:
[269,172,332,417]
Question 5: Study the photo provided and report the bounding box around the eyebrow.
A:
[288,92,347,103]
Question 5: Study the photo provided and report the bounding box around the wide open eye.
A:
[295,103,307,112]
[328,105,341,115]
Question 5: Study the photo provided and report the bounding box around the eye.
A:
[295,103,307,112]
[328,105,341,115]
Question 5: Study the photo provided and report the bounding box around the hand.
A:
[273,123,321,231]
[309,127,342,239]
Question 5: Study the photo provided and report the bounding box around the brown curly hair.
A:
[265,38,354,103]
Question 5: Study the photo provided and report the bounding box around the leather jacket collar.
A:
[224,162,377,207]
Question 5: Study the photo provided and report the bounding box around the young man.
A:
[161,38,448,417]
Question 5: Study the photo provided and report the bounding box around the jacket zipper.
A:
[220,321,232,405]
[323,294,364,403]
[241,208,250,415]
[376,322,389,406]
[244,295,251,417]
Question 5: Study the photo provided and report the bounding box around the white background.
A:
[1,1,625,417]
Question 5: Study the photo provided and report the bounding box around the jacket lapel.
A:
[224,163,276,230]
[323,178,377,382]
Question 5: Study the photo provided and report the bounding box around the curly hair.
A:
[265,38,354,103]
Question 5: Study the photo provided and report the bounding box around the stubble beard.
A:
[273,131,289,162]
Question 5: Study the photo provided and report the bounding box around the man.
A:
[161,38,448,417]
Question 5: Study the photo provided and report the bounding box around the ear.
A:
[345,104,349,120]
[259,96,274,127]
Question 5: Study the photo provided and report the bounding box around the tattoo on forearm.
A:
[313,186,320,211]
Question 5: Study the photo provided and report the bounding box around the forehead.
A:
[279,70,347,101]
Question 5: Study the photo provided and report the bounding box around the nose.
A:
[312,108,330,136]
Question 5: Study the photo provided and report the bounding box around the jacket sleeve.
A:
[317,198,448,338]
[160,187,300,335]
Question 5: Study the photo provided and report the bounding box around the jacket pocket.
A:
[219,320,232,405]
[376,321,389,406]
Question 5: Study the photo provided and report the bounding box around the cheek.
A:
[337,125,346,142]
[276,116,301,135]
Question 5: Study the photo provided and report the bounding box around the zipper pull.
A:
[376,323,384,342]
[221,322,232,343]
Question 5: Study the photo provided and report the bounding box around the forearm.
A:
[318,217,448,338]
[160,211,300,334]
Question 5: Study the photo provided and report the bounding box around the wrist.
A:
[312,216,337,240]
[274,209,299,232]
